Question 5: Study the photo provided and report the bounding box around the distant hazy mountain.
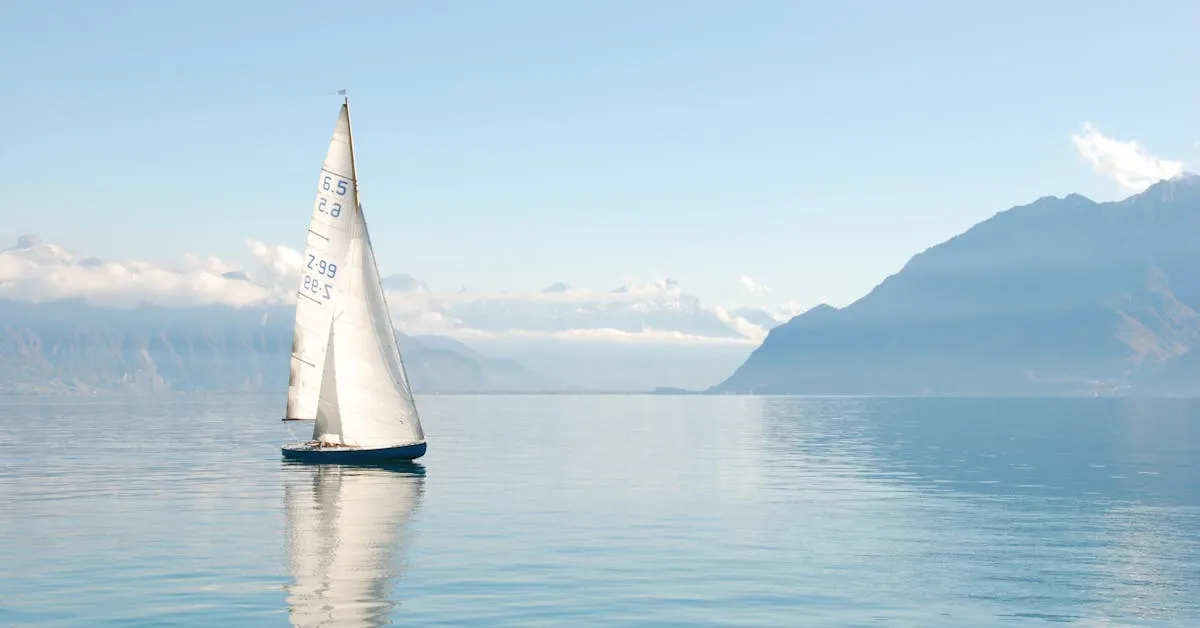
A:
[714,175,1200,396]
[465,335,758,392]
[380,273,429,293]
[0,300,556,395]
[395,333,557,393]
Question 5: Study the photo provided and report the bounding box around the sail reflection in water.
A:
[283,462,426,627]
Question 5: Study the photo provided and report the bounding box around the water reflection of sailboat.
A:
[283,462,426,627]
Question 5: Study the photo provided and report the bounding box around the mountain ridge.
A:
[0,299,557,395]
[713,176,1200,396]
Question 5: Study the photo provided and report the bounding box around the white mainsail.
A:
[284,463,425,627]
[286,100,425,449]
[286,105,355,422]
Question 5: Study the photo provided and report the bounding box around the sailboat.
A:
[283,462,425,626]
[281,97,428,463]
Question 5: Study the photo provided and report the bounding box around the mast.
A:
[345,95,357,193]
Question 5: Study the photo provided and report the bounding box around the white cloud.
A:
[0,236,798,346]
[710,306,769,343]
[246,239,303,282]
[1071,122,1185,192]
[772,302,807,322]
[384,275,771,343]
[0,236,271,308]
[737,273,770,295]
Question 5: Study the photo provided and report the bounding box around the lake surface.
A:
[2,394,1199,626]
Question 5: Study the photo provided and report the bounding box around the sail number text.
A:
[306,255,338,279]
[303,275,333,300]
[322,176,349,196]
[317,198,342,217]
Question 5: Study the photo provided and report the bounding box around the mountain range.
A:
[0,300,554,395]
[715,175,1200,396]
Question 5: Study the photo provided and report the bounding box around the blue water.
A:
[1,395,1198,626]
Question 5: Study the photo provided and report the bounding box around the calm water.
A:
[2,394,1199,626]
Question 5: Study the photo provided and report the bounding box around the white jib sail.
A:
[299,100,426,448]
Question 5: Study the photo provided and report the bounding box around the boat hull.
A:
[281,441,427,463]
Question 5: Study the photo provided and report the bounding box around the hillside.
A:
[714,175,1200,396]
[0,300,555,395]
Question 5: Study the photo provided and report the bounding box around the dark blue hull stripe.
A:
[280,442,427,463]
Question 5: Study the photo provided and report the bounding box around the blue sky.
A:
[3,0,1198,309]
